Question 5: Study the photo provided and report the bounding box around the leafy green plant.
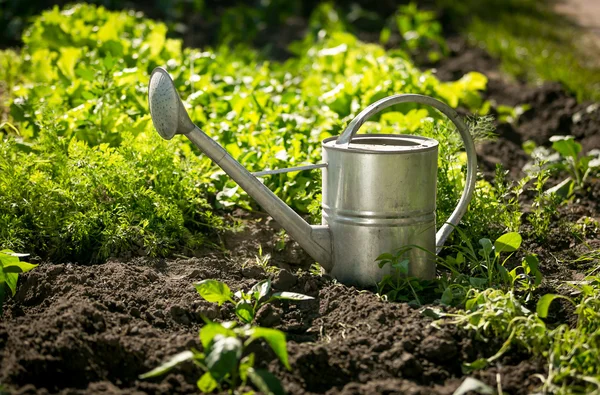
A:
[140,319,289,394]
[528,164,562,240]
[495,104,531,125]
[525,136,600,199]
[493,164,528,232]
[440,274,600,393]
[0,249,37,315]
[195,279,313,324]
[548,135,600,192]
[440,231,542,293]
[380,2,448,62]
[442,288,548,371]
[0,4,495,263]
[377,231,542,306]
[376,247,434,306]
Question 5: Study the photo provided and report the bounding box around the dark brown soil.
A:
[2,22,600,395]
[0,250,543,395]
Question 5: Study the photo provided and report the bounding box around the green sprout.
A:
[140,319,289,395]
[527,136,600,198]
[194,279,313,324]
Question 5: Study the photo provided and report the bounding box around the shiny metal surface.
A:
[251,163,327,177]
[322,135,438,286]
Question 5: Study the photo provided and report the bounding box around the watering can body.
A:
[322,135,438,284]
[148,68,477,288]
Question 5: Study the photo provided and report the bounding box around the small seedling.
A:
[549,135,599,190]
[0,249,37,316]
[376,247,432,306]
[527,136,600,198]
[140,319,289,395]
[194,279,313,324]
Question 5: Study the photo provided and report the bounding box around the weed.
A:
[495,104,531,125]
[441,230,541,295]
[377,230,542,306]
[434,272,600,393]
[528,164,561,240]
[548,136,600,192]
[493,164,528,232]
[140,319,289,394]
[376,247,436,306]
[248,245,278,275]
[194,279,313,324]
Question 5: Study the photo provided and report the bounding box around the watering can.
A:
[148,67,477,287]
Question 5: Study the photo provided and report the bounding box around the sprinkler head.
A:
[148,67,194,139]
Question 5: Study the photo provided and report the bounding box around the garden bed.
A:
[1,37,599,395]
[1,3,599,394]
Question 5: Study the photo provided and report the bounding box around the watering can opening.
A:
[323,134,438,154]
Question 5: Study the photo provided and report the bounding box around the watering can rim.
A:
[322,134,438,155]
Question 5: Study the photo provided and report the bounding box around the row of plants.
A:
[0,3,488,263]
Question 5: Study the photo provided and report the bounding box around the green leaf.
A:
[205,335,243,381]
[376,253,395,261]
[0,250,28,258]
[441,287,453,305]
[478,238,493,258]
[139,350,194,379]
[546,177,574,198]
[200,321,236,349]
[4,261,38,274]
[494,232,522,253]
[469,277,488,288]
[524,255,542,286]
[235,301,255,323]
[420,307,442,319]
[536,294,572,318]
[495,263,510,284]
[465,293,484,311]
[194,280,232,306]
[459,72,488,92]
[250,279,271,302]
[550,135,581,159]
[453,377,494,395]
[197,372,218,393]
[57,47,82,80]
[248,327,290,370]
[5,273,17,296]
[392,259,410,275]
[0,252,20,269]
[247,368,285,395]
[239,353,255,382]
[270,292,314,302]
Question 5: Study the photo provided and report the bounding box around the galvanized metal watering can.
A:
[148,67,477,287]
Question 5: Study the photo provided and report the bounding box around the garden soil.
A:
[1,38,599,395]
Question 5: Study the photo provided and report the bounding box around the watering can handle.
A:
[335,94,477,253]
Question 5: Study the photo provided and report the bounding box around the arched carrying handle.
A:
[336,94,477,253]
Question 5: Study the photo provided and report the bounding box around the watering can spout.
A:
[148,67,333,270]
